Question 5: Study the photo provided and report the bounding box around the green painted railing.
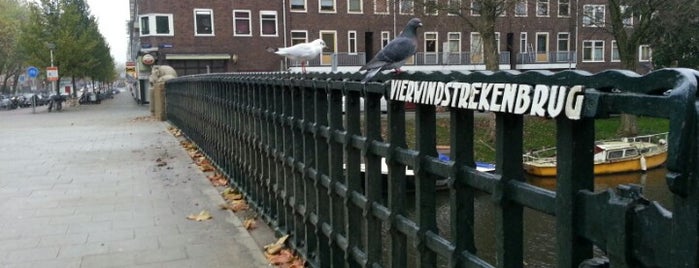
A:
[166,68,699,267]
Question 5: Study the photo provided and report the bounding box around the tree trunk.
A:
[618,114,638,137]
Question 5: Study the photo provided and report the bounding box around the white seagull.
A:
[267,39,326,73]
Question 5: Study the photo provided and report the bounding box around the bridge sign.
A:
[27,66,39,78]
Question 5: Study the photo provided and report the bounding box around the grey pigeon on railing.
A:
[360,18,422,83]
[267,39,326,73]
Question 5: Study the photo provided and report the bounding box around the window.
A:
[639,45,652,62]
[291,31,308,46]
[471,1,481,16]
[611,41,620,62]
[400,0,414,15]
[375,0,389,14]
[447,32,461,53]
[515,0,527,17]
[470,32,483,63]
[537,0,549,17]
[557,32,569,52]
[620,5,633,27]
[520,32,527,53]
[139,14,174,36]
[349,0,362,13]
[320,31,337,65]
[425,0,438,15]
[558,0,570,17]
[320,0,336,12]
[381,31,391,48]
[194,9,214,35]
[448,0,462,15]
[583,5,605,27]
[424,32,438,64]
[233,10,251,36]
[536,32,548,62]
[583,40,604,62]
[291,0,306,11]
[140,16,150,35]
[260,11,278,37]
[425,32,438,53]
[348,31,357,54]
[557,32,570,62]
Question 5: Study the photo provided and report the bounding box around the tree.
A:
[19,0,113,95]
[0,0,29,94]
[648,0,699,68]
[590,0,670,136]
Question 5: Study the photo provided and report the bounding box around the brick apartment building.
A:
[127,0,653,76]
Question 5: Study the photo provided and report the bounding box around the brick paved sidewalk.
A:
[0,93,270,267]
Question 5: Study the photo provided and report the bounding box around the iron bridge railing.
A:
[166,68,699,267]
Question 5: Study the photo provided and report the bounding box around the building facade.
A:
[127,0,652,75]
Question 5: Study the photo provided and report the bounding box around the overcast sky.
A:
[86,0,129,65]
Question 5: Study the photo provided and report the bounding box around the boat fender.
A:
[640,155,647,171]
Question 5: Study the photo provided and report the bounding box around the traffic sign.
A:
[47,66,58,81]
[27,66,39,78]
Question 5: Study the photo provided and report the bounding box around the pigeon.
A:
[360,18,422,83]
[267,39,326,73]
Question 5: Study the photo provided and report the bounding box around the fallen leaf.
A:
[207,173,228,186]
[268,249,295,265]
[264,234,290,255]
[243,218,256,230]
[186,210,212,221]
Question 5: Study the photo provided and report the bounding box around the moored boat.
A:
[523,132,668,177]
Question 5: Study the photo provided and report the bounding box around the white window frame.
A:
[290,30,309,46]
[399,0,414,15]
[448,0,462,16]
[515,0,527,17]
[536,0,549,17]
[470,32,483,63]
[139,14,174,37]
[348,31,358,54]
[290,0,307,12]
[471,0,481,16]
[558,0,570,17]
[424,32,438,53]
[611,40,620,62]
[320,0,337,13]
[233,10,252,37]
[520,32,528,53]
[374,0,390,14]
[621,5,633,27]
[194,9,214,36]
[348,0,363,14]
[447,32,462,53]
[381,31,391,48]
[259,11,278,37]
[535,32,549,55]
[583,40,605,62]
[639,45,652,62]
[557,32,569,52]
[583,5,605,27]
[425,0,438,16]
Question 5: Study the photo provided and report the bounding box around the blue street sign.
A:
[27,66,39,78]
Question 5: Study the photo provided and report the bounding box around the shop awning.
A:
[165,53,231,60]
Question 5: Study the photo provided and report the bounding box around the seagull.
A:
[360,18,422,83]
[267,39,326,73]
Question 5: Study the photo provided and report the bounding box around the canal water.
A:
[401,167,673,267]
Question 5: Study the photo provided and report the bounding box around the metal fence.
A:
[166,69,699,267]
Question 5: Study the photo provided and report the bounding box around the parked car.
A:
[0,95,17,110]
